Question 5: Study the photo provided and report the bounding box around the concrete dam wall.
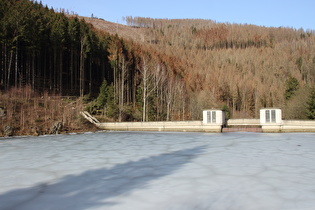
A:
[81,110,315,133]
[96,121,223,133]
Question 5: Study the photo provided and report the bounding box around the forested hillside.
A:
[1,0,315,133]
[84,16,315,120]
[0,0,111,96]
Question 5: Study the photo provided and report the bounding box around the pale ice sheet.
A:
[0,132,315,210]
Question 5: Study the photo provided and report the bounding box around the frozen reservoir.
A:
[0,132,315,210]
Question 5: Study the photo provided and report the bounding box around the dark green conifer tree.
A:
[284,77,299,101]
[306,86,315,120]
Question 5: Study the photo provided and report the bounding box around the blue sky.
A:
[39,0,314,30]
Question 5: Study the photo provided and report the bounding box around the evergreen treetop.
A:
[306,86,315,120]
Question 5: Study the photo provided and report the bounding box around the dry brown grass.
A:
[81,16,147,42]
[0,86,97,137]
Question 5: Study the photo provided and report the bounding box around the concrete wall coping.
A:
[282,120,315,126]
[98,121,203,126]
[227,119,260,126]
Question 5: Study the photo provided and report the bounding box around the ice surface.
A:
[0,132,315,210]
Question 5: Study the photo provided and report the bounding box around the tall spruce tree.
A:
[306,86,315,120]
[284,77,299,101]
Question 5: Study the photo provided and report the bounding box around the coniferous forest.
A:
[0,0,110,96]
[1,0,315,136]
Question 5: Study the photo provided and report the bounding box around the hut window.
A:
[207,111,211,123]
[266,110,270,123]
[206,111,217,123]
[271,110,276,123]
[265,109,276,123]
[212,111,216,123]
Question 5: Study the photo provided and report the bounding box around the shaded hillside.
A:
[0,0,191,125]
[0,1,111,96]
